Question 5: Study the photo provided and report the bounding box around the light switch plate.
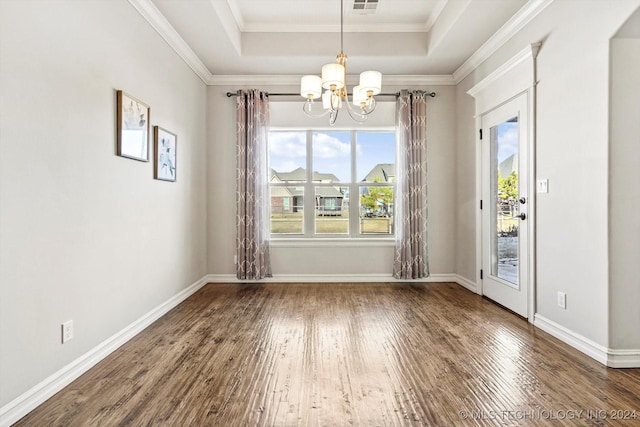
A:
[62,320,74,343]
[557,292,566,309]
[537,179,549,193]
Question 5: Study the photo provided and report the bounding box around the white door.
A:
[481,93,529,317]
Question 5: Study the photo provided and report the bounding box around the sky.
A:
[495,119,519,165]
[268,131,395,182]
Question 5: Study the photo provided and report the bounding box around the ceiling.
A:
[138,0,543,83]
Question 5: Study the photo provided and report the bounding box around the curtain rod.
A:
[225,91,436,98]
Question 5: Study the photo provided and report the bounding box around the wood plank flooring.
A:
[15,282,640,426]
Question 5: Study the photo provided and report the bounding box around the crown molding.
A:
[384,75,456,86]
[211,0,242,54]
[207,75,301,86]
[224,0,245,32]
[453,0,554,84]
[127,0,213,84]
[130,0,548,89]
[228,0,441,34]
[207,74,456,87]
[467,43,540,98]
[424,0,449,33]
[242,24,430,33]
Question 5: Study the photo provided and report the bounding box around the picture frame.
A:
[154,126,177,182]
[116,90,150,162]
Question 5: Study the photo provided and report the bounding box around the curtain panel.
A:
[394,90,429,279]
[236,89,272,280]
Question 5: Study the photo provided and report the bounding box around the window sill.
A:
[269,238,395,248]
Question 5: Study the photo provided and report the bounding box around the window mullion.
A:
[304,130,314,237]
[350,130,358,237]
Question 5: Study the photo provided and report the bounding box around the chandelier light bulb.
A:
[321,63,345,90]
[300,75,322,99]
[352,85,367,106]
[322,90,332,109]
[359,71,382,96]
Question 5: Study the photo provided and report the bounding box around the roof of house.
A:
[315,187,344,198]
[499,154,518,178]
[271,167,340,183]
[270,168,344,198]
[362,163,395,182]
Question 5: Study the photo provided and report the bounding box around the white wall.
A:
[455,0,640,348]
[609,37,640,350]
[207,84,457,277]
[0,0,207,407]
[3,0,636,415]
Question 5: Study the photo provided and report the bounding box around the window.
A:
[269,130,395,238]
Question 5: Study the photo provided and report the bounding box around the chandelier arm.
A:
[345,94,378,117]
[302,100,332,118]
[344,98,368,123]
[366,96,377,114]
[330,91,340,112]
[329,109,339,126]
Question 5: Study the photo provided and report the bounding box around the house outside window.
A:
[268,130,395,238]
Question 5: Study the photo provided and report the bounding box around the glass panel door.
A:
[490,117,519,286]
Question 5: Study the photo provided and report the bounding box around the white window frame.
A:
[269,128,396,240]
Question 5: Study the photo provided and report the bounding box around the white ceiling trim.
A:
[241,23,430,33]
[385,75,456,86]
[467,43,541,98]
[224,0,245,31]
[226,0,445,33]
[208,74,456,86]
[127,0,213,84]
[423,0,449,33]
[210,0,242,55]
[126,2,454,88]
[130,0,550,89]
[453,0,554,83]
[208,75,302,86]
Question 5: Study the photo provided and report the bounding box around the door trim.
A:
[468,43,539,323]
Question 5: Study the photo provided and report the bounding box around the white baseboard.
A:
[533,314,609,365]
[0,275,211,427]
[605,349,640,368]
[206,273,477,292]
[534,314,640,368]
[452,274,478,293]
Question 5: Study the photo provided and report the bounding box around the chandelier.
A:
[300,0,382,126]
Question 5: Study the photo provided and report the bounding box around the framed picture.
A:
[116,90,150,162]
[154,126,177,182]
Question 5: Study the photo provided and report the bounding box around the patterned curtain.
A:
[236,89,272,280]
[394,90,429,279]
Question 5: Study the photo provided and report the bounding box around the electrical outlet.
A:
[233,255,237,265]
[62,320,74,343]
[557,292,566,309]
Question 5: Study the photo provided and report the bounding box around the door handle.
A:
[516,213,526,220]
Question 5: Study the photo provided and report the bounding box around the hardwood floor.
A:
[15,282,640,426]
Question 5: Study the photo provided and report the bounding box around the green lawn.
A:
[270,212,393,234]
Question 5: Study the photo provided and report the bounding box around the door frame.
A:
[480,93,530,317]
[468,43,540,323]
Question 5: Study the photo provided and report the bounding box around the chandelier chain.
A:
[340,0,344,53]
